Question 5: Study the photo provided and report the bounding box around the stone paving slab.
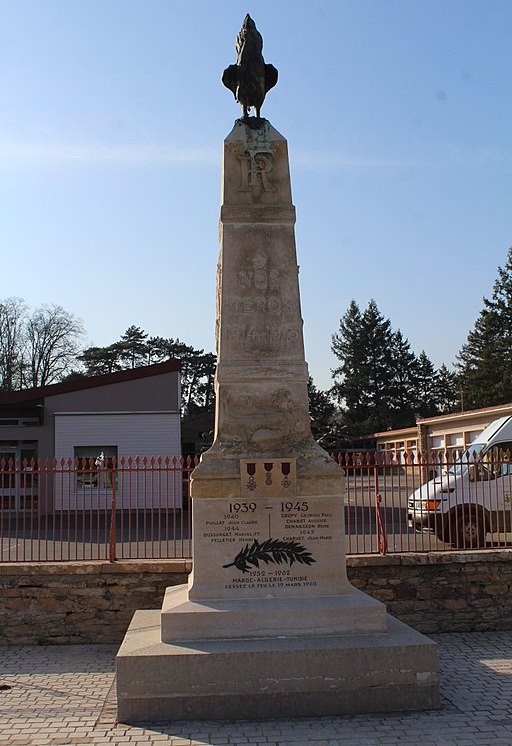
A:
[1,632,512,745]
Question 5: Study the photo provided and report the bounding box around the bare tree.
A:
[0,297,27,390]
[25,304,84,387]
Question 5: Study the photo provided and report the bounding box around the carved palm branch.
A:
[223,538,316,574]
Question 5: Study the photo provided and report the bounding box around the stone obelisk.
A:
[160,16,383,640]
[116,15,440,721]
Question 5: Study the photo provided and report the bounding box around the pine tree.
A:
[360,300,395,430]
[458,247,512,408]
[436,364,459,414]
[119,326,149,369]
[78,332,215,414]
[331,300,366,421]
[388,330,417,428]
[331,299,396,433]
[307,376,336,437]
[413,351,440,418]
[78,344,124,375]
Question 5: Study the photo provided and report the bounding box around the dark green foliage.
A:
[332,299,457,434]
[119,326,149,369]
[307,375,336,435]
[79,327,215,415]
[412,351,440,419]
[332,300,399,433]
[458,248,512,409]
[388,330,417,428]
[307,375,347,450]
[78,344,124,375]
[436,364,460,414]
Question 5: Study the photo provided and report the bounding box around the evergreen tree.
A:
[183,351,216,414]
[436,364,459,414]
[78,343,124,375]
[78,332,215,414]
[412,351,440,418]
[119,326,149,369]
[457,247,512,408]
[331,301,367,426]
[360,300,395,430]
[308,376,347,450]
[331,299,459,433]
[307,376,336,437]
[332,299,396,433]
[388,330,417,428]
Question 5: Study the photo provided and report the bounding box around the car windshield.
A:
[445,443,485,475]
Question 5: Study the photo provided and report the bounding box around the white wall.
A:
[54,413,182,510]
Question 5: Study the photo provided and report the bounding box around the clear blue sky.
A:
[1,0,511,390]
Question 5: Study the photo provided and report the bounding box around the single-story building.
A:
[0,361,182,513]
[371,402,512,459]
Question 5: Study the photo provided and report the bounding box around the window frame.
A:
[74,445,118,491]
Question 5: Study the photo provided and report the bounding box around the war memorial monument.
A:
[116,16,440,721]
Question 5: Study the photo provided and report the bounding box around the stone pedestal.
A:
[117,610,439,722]
[116,119,440,722]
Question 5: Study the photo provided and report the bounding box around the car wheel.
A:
[451,511,486,549]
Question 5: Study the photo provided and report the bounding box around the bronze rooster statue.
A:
[222,14,278,119]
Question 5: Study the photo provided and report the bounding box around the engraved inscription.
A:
[228,324,299,352]
[200,498,336,591]
[229,297,293,315]
[238,251,280,291]
[239,150,276,192]
[193,495,346,598]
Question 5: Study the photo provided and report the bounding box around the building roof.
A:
[366,402,512,443]
[367,426,418,440]
[0,361,181,406]
[417,402,512,425]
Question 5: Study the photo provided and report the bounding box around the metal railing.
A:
[0,456,196,562]
[1,450,512,562]
[339,448,512,554]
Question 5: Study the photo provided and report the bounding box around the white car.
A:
[408,416,512,548]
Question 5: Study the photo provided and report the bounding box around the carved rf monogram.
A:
[239,149,276,192]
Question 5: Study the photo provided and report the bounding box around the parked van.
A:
[408,416,512,548]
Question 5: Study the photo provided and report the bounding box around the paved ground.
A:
[1,631,512,745]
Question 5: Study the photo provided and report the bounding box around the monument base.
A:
[116,609,440,722]
[161,584,388,641]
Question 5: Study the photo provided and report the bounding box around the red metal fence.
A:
[1,450,512,562]
[0,456,196,562]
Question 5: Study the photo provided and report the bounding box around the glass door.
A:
[0,443,38,511]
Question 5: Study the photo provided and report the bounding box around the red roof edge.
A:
[0,360,182,405]
[417,401,512,424]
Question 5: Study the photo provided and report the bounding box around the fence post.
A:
[108,465,117,562]
[374,454,388,555]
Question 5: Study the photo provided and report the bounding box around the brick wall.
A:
[1,551,511,644]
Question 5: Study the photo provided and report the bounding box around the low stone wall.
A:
[348,550,512,634]
[0,560,191,645]
[1,551,511,644]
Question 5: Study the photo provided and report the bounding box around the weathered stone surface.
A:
[160,583,387,642]
[191,120,341,500]
[117,609,440,721]
[2,552,512,644]
[187,120,349,612]
[117,117,440,719]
